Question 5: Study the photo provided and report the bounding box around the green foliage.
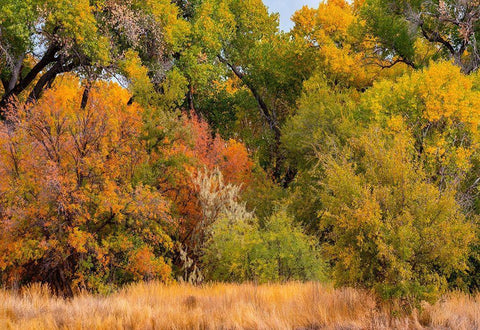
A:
[241,166,286,221]
[281,73,357,231]
[320,127,475,301]
[361,0,480,72]
[282,73,357,170]
[202,210,326,283]
[360,0,417,65]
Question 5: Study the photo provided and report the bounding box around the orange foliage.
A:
[0,76,173,295]
[155,113,254,249]
[181,113,253,185]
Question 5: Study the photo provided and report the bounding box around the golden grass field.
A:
[1,282,479,329]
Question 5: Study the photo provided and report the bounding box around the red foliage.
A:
[156,113,254,249]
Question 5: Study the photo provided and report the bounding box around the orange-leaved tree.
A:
[0,76,174,296]
[135,110,255,281]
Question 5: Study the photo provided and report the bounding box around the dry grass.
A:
[0,282,479,329]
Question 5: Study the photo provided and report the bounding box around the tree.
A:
[291,0,412,90]
[0,76,173,295]
[280,73,356,231]
[0,0,189,114]
[174,0,316,182]
[360,61,480,209]
[320,126,475,301]
[361,0,480,73]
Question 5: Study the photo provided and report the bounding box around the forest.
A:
[1,0,480,320]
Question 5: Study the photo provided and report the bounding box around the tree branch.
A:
[217,55,281,139]
[419,23,456,55]
[217,54,288,182]
[0,44,60,111]
[26,58,78,104]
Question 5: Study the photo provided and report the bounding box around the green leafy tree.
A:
[320,126,475,301]
[0,0,189,112]
[174,0,317,181]
[281,73,357,231]
[361,0,480,72]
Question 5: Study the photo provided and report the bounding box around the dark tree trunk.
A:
[80,82,91,109]
[0,45,60,115]
[217,55,288,182]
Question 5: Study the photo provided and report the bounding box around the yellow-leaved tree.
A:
[361,61,480,206]
[320,126,475,301]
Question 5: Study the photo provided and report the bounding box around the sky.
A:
[263,0,320,31]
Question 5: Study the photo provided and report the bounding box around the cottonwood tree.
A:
[175,0,315,182]
[0,0,188,114]
[320,126,474,301]
[361,0,480,72]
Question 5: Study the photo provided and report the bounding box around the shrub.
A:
[0,78,173,295]
[202,210,326,283]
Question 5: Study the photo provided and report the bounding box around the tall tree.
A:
[361,0,480,72]
[0,0,189,114]
[176,0,314,182]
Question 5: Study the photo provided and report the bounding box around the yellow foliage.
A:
[320,126,475,300]
[417,62,480,127]
[363,61,480,183]
[141,0,190,51]
[291,0,408,89]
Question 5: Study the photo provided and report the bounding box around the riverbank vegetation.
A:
[1,0,480,308]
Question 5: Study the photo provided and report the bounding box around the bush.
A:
[0,78,173,295]
[202,210,326,283]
